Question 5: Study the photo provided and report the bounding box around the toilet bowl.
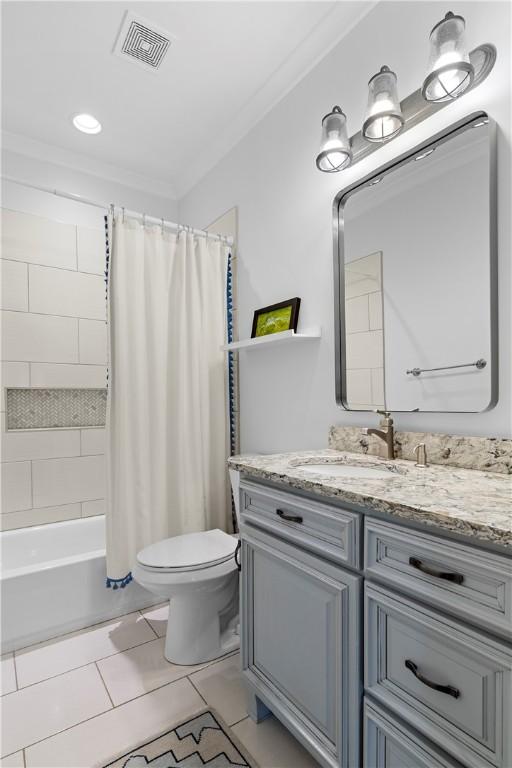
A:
[133,469,243,666]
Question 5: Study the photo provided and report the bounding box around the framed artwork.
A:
[251,297,301,338]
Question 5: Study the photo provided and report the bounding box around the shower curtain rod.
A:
[1,176,234,245]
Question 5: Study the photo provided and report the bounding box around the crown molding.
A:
[2,130,177,201]
[174,0,378,198]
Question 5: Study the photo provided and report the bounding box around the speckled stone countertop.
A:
[229,450,512,550]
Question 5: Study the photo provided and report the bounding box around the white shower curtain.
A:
[105,215,231,586]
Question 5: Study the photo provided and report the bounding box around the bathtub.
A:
[0,516,159,653]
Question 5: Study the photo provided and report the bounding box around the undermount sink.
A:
[293,463,396,480]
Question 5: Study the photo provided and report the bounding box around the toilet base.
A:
[163,578,240,665]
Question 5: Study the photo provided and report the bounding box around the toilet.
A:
[133,469,242,665]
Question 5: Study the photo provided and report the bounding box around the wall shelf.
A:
[222,327,321,352]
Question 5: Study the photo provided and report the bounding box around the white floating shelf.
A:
[222,328,321,352]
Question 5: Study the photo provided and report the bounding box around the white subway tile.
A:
[82,499,105,518]
[32,455,105,507]
[79,320,107,364]
[0,504,81,531]
[2,428,80,462]
[81,428,105,456]
[2,311,78,363]
[346,330,384,370]
[1,363,30,413]
[369,291,383,330]
[30,363,106,388]
[77,227,106,275]
[1,363,30,388]
[1,260,28,311]
[371,367,385,406]
[1,209,76,270]
[345,295,369,334]
[29,265,105,320]
[346,369,372,405]
[1,461,31,513]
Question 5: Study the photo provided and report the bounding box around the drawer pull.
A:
[405,659,460,699]
[409,557,464,584]
[276,509,303,524]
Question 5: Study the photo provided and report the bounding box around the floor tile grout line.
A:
[16,671,213,758]
[12,648,20,692]
[10,635,165,693]
[13,605,165,654]
[95,661,115,709]
[230,714,250,728]
[186,674,208,707]
[139,612,161,640]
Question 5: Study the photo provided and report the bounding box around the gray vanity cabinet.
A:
[239,475,511,768]
[240,523,361,768]
[364,699,465,768]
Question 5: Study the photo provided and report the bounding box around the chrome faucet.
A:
[361,410,395,460]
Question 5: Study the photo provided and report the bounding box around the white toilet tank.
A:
[229,468,241,529]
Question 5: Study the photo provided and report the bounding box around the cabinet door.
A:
[241,524,361,768]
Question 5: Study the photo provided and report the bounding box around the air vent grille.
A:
[114,12,172,71]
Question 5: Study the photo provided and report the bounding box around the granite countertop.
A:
[228,449,512,550]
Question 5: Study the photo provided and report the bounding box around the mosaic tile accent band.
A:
[6,388,107,430]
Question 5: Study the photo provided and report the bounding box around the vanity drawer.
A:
[364,698,464,768]
[365,582,512,768]
[365,518,512,638]
[240,479,360,569]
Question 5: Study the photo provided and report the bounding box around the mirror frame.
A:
[333,111,498,413]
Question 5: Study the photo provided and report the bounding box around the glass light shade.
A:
[422,12,474,102]
[362,66,404,143]
[316,106,352,172]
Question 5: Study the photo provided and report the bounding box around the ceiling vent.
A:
[113,11,173,71]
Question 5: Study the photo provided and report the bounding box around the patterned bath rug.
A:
[102,708,259,768]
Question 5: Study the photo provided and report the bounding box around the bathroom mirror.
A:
[334,112,497,413]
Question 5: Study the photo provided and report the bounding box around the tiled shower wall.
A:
[1,208,107,530]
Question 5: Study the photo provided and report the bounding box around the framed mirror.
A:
[333,111,497,413]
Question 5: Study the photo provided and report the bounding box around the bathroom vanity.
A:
[231,439,512,768]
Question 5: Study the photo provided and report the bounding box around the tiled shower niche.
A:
[6,388,107,431]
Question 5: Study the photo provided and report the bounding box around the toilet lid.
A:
[137,529,237,571]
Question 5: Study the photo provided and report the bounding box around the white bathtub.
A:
[0,516,159,653]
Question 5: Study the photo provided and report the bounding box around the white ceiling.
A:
[2,1,374,198]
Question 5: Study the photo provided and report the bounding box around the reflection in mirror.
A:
[335,113,496,413]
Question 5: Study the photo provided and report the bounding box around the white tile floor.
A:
[1,603,319,768]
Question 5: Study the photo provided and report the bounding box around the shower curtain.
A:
[105,214,231,587]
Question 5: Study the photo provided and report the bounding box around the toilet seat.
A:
[136,529,237,573]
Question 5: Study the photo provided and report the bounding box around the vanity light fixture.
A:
[422,12,474,102]
[72,113,102,134]
[315,14,495,174]
[362,66,404,143]
[316,106,352,173]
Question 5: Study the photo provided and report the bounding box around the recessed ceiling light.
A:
[72,113,102,134]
